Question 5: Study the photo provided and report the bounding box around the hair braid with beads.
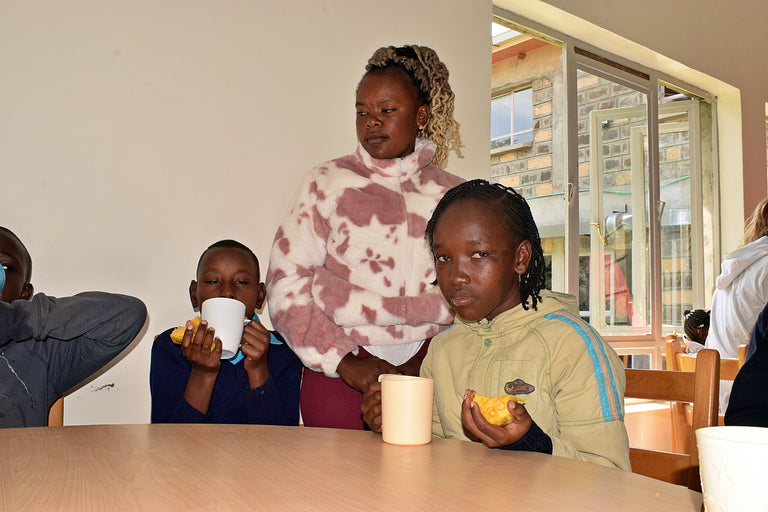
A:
[683,309,710,343]
[425,179,546,311]
[363,45,463,169]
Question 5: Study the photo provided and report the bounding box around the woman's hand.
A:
[361,352,427,433]
[461,388,532,448]
[241,319,271,389]
[361,383,383,432]
[396,355,425,376]
[337,353,400,394]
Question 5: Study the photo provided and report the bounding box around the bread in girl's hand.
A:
[170,316,201,344]
[471,392,525,426]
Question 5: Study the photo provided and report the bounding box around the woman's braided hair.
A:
[364,45,463,169]
[425,179,546,311]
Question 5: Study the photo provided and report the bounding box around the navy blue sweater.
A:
[150,327,301,425]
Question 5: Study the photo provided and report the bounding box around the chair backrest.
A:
[625,348,720,491]
[665,338,742,380]
[665,336,686,371]
[48,397,63,426]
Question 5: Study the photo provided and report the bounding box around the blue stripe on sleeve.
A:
[544,311,623,421]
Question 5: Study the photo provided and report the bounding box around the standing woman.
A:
[706,196,768,413]
[707,197,768,359]
[266,45,464,429]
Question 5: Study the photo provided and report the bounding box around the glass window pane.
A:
[513,87,533,133]
[491,94,512,140]
[512,130,534,145]
[577,68,649,333]
[656,86,715,334]
[658,110,692,328]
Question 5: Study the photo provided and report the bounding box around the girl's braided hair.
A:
[683,309,710,343]
[425,179,546,311]
[363,45,463,169]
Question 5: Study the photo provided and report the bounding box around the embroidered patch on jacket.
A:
[505,378,534,395]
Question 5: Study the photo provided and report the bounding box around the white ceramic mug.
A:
[696,426,768,511]
[378,374,434,446]
[201,297,246,359]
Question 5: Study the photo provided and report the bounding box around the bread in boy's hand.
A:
[471,392,525,426]
[170,316,202,344]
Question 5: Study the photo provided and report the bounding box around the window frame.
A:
[492,8,718,368]
[490,83,534,154]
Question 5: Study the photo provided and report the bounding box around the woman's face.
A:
[355,69,429,160]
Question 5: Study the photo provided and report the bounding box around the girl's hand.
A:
[241,319,270,389]
[461,388,532,448]
[181,320,222,373]
[337,354,400,394]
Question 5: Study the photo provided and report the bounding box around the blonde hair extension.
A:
[365,45,463,169]
[742,196,768,246]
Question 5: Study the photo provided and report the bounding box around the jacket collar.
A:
[355,138,436,178]
[455,290,579,334]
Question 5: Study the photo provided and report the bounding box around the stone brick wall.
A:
[491,75,556,197]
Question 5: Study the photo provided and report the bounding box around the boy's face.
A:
[189,247,265,317]
[430,199,531,322]
[355,69,429,160]
[0,231,33,303]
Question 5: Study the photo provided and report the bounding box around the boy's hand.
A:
[181,320,222,373]
[241,319,270,389]
[461,388,532,448]
[181,320,221,414]
[361,382,383,432]
[337,353,400,394]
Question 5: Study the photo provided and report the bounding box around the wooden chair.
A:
[738,343,747,367]
[48,397,64,426]
[667,338,747,426]
[664,335,686,371]
[625,348,720,491]
[666,338,743,379]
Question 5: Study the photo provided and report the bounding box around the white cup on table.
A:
[696,426,768,511]
[201,297,246,359]
[378,374,434,446]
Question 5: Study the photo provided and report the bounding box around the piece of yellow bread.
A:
[169,316,202,344]
[471,392,525,426]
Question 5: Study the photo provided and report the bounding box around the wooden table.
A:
[0,424,702,511]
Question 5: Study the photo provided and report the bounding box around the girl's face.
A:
[431,199,531,322]
[355,68,429,160]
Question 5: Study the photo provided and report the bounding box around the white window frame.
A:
[588,101,705,337]
[493,8,718,368]
[491,85,534,154]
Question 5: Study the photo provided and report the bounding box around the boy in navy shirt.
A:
[150,239,301,424]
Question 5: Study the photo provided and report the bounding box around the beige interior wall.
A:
[7,0,758,426]
[0,0,491,425]
[496,0,768,254]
